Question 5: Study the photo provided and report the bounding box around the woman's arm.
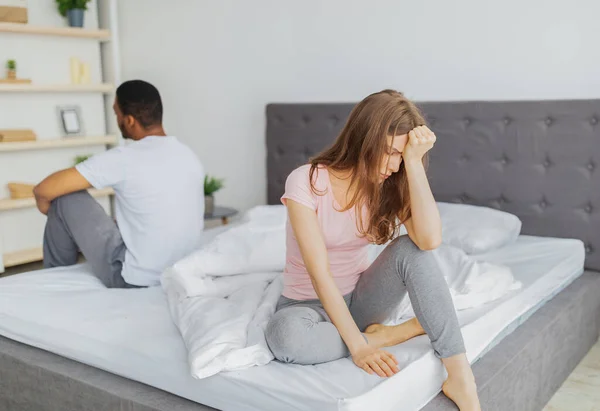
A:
[286,199,398,377]
[402,126,442,250]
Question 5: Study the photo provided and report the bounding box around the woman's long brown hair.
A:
[309,89,426,244]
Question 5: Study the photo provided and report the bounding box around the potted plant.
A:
[55,0,92,28]
[6,60,16,80]
[204,175,224,215]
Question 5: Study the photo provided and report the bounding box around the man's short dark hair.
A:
[116,80,163,128]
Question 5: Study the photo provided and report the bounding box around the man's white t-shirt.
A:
[76,136,204,286]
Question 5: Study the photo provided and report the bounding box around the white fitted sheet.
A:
[0,235,585,411]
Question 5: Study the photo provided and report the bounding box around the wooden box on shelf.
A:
[7,182,34,199]
[0,2,28,24]
[0,128,36,142]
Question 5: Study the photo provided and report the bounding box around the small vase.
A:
[67,9,85,28]
[205,195,215,216]
[7,69,16,80]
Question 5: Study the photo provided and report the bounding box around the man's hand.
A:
[35,195,52,215]
[33,168,92,215]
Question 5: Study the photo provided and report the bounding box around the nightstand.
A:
[204,206,238,225]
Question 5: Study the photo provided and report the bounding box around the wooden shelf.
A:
[3,247,43,268]
[0,83,113,93]
[0,22,110,40]
[0,135,118,152]
[0,188,114,212]
[0,79,31,84]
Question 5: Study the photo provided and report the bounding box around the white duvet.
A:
[161,206,521,379]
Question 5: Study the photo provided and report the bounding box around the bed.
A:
[1,99,599,411]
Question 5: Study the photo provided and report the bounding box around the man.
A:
[34,80,205,288]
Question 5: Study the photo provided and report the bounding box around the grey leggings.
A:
[265,235,465,365]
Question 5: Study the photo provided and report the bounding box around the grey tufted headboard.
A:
[266,100,600,271]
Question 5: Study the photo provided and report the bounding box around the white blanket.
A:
[162,206,521,379]
[161,206,286,379]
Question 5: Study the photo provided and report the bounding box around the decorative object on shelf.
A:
[80,61,90,84]
[70,57,80,84]
[0,129,36,143]
[56,0,91,28]
[57,105,84,136]
[204,175,224,215]
[69,57,91,84]
[73,154,91,166]
[0,59,31,84]
[7,182,34,199]
[6,59,15,79]
[0,0,28,23]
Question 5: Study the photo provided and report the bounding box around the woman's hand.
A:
[352,345,399,377]
[402,125,436,164]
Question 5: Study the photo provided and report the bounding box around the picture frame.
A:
[57,105,84,137]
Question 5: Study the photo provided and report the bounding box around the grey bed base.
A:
[2,98,600,411]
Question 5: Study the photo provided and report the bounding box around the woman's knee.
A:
[391,235,420,252]
[387,235,441,278]
[265,307,318,364]
[390,235,431,262]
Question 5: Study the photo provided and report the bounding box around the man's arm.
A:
[33,168,92,215]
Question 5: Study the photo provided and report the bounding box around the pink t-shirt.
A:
[281,164,370,300]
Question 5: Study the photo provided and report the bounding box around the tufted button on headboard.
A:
[266,100,600,271]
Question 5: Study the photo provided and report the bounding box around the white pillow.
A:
[230,203,520,260]
[435,202,522,254]
[197,206,287,275]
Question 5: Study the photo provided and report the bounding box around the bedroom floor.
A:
[1,265,599,410]
[544,338,600,411]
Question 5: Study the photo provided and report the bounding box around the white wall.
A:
[117,0,600,212]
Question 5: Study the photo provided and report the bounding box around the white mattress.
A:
[0,234,585,411]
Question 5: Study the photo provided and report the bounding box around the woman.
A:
[265,90,481,410]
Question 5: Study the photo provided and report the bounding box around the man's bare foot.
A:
[364,317,425,348]
[442,375,481,411]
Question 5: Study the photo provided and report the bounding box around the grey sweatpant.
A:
[43,190,135,288]
[265,235,465,364]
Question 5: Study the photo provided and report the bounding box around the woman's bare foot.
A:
[442,375,481,411]
[441,355,481,411]
[364,317,425,348]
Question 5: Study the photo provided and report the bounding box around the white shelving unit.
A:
[0,0,121,272]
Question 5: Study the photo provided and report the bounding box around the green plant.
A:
[204,175,224,196]
[55,0,92,17]
[6,60,16,70]
[73,154,91,166]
